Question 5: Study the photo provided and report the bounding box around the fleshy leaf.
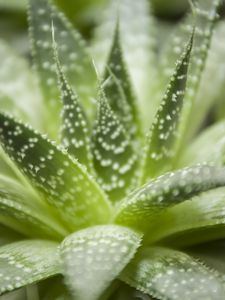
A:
[0,39,42,129]
[121,247,225,300]
[146,187,225,247]
[53,37,93,172]
[28,0,97,136]
[60,225,142,300]
[179,120,225,167]
[93,0,157,128]
[142,32,193,182]
[0,174,66,239]
[115,165,225,231]
[103,23,142,144]
[0,112,111,231]
[160,0,220,144]
[91,89,139,202]
[0,240,60,295]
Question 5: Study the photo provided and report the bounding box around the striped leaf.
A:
[91,89,139,202]
[0,240,60,295]
[28,0,97,136]
[0,112,111,231]
[53,38,93,172]
[103,23,142,144]
[60,225,142,300]
[121,247,225,300]
[115,165,225,231]
[142,32,193,182]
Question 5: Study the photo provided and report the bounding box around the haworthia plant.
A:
[0,0,225,299]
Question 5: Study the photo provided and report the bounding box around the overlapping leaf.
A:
[0,240,60,295]
[115,165,225,231]
[93,0,157,127]
[53,39,93,172]
[121,247,225,300]
[103,23,142,144]
[146,187,225,247]
[28,0,97,136]
[142,33,193,182]
[60,225,142,300]
[0,112,111,231]
[0,174,66,239]
[160,0,220,144]
[91,89,139,202]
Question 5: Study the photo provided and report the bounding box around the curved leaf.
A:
[115,165,225,231]
[121,247,225,300]
[53,38,93,172]
[0,240,60,295]
[0,112,111,231]
[91,89,139,202]
[142,32,193,182]
[146,187,225,247]
[28,0,97,136]
[60,225,142,300]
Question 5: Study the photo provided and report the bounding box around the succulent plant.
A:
[0,0,225,299]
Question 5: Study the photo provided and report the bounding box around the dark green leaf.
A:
[91,89,139,202]
[0,112,111,231]
[142,33,193,182]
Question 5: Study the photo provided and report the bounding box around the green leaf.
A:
[0,240,60,295]
[187,21,225,136]
[60,225,142,300]
[160,0,220,144]
[0,224,23,247]
[179,120,225,167]
[0,112,111,231]
[93,0,157,128]
[0,39,42,129]
[103,23,142,144]
[115,165,225,231]
[0,173,66,239]
[145,187,225,247]
[141,32,193,183]
[28,0,97,137]
[53,37,93,172]
[121,247,225,300]
[91,89,139,202]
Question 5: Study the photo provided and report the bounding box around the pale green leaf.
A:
[179,120,225,167]
[60,225,142,300]
[0,112,111,231]
[160,0,220,146]
[103,23,142,144]
[142,33,193,182]
[53,37,93,172]
[28,0,97,137]
[145,187,225,247]
[0,174,66,239]
[93,0,157,128]
[0,39,42,129]
[91,89,139,202]
[0,240,60,295]
[187,21,225,136]
[115,165,225,231]
[121,247,225,300]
